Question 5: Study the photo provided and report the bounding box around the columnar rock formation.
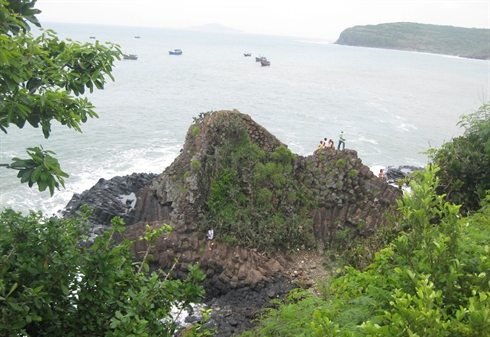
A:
[121,110,402,294]
[63,109,404,336]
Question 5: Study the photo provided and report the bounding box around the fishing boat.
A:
[244,53,252,57]
[260,58,270,66]
[122,53,138,60]
[89,36,96,39]
[255,56,266,62]
[135,36,141,39]
[169,49,183,55]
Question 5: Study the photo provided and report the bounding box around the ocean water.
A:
[0,22,488,215]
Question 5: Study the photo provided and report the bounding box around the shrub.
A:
[244,165,490,336]
[257,188,273,207]
[426,102,490,214]
[0,209,206,336]
[335,159,348,167]
[270,146,295,166]
[347,169,358,178]
[191,126,200,137]
[190,160,202,171]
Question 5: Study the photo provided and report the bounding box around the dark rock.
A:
[386,165,423,183]
[62,172,157,238]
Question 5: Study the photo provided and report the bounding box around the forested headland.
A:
[335,22,490,60]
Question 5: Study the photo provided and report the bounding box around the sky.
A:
[36,0,489,41]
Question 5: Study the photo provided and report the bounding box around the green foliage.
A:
[191,126,200,137]
[0,209,207,336]
[347,169,358,179]
[197,113,315,252]
[241,289,325,337]
[190,160,201,171]
[257,187,273,207]
[254,162,287,188]
[0,1,120,194]
[207,169,239,211]
[243,165,490,336]
[192,111,213,125]
[7,145,69,195]
[426,102,490,214]
[181,308,216,336]
[335,159,347,167]
[270,145,295,166]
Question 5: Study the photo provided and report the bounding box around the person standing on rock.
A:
[207,226,214,250]
[337,130,346,150]
[378,169,387,180]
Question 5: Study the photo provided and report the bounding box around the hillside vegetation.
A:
[240,103,490,336]
[335,22,490,60]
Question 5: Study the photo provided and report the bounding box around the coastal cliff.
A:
[64,109,403,335]
[335,22,490,60]
[122,110,401,293]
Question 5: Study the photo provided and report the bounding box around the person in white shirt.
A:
[337,130,346,150]
[207,227,214,250]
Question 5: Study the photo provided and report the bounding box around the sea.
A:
[0,22,488,215]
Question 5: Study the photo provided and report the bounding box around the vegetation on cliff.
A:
[176,111,399,254]
[241,103,490,336]
[243,165,490,336]
[335,22,490,60]
[199,112,314,252]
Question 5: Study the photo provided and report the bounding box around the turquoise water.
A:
[1,22,488,214]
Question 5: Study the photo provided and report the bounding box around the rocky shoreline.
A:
[62,165,420,336]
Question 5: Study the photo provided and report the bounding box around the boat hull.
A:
[123,54,138,60]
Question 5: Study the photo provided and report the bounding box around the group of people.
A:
[315,138,335,153]
[315,130,346,155]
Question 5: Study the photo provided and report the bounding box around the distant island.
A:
[187,23,243,34]
[334,22,489,60]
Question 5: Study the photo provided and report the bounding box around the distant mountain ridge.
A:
[334,22,490,60]
[187,23,243,33]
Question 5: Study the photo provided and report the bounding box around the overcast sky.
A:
[36,0,489,41]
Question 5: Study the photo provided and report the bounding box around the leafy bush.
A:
[270,145,295,166]
[243,165,490,336]
[347,169,358,178]
[190,160,202,171]
[0,2,120,195]
[426,102,490,214]
[335,159,347,167]
[191,126,200,137]
[0,209,206,336]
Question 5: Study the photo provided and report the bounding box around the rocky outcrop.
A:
[122,110,401,294]
[63,110,404,336]
[386,165,423,183]
[63,173,157,239]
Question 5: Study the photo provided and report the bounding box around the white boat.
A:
[169,49,183,55]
